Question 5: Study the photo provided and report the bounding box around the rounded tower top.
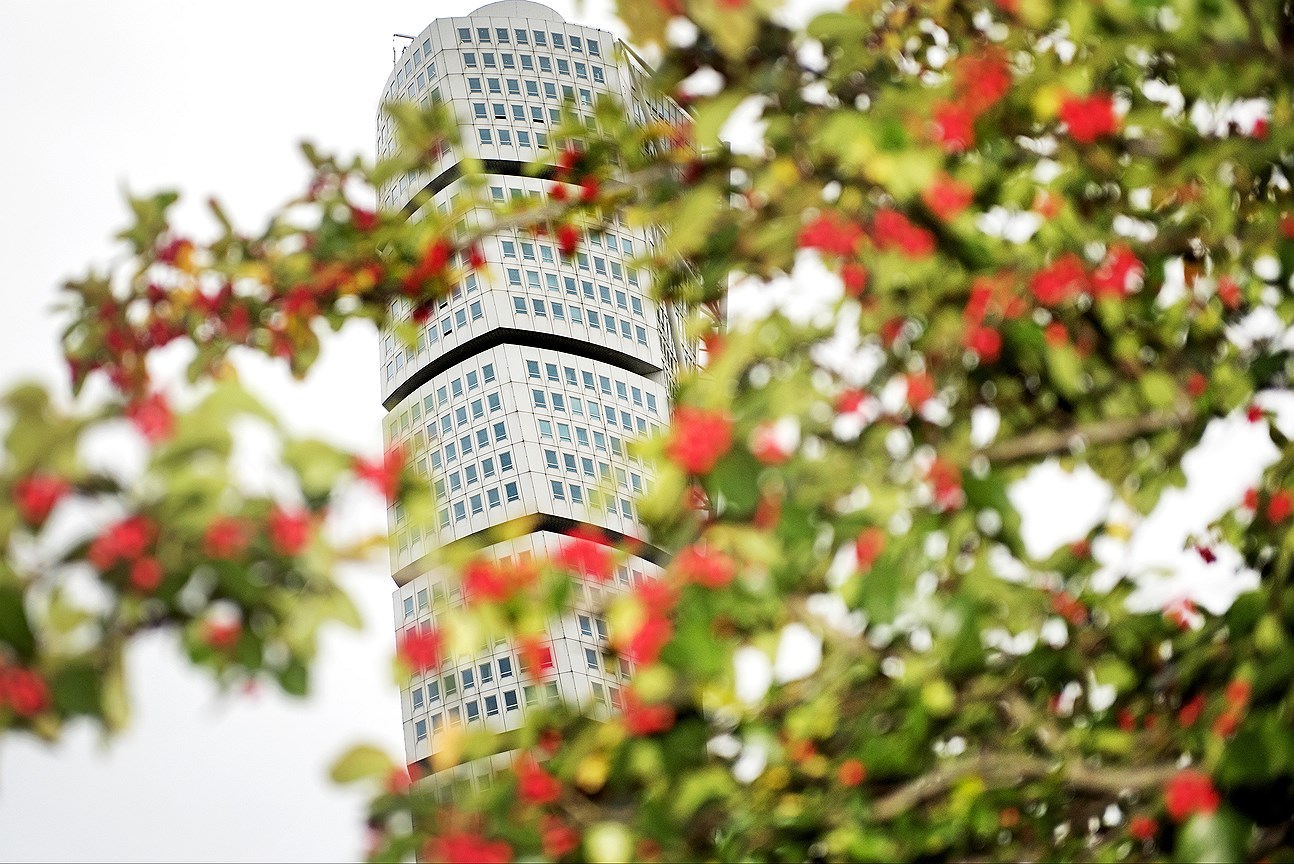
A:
[467,1,567,22]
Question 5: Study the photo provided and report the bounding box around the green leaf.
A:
[0,585,36,659]
[1173,808,1251,864]
[1139,370,1179,409]
[51,663,103,716]
[806,12,870,42]
[709,450,761,515]
[852,548,906,623]
[691,91,748,151]
[278,661,310,697]
[615,0,673,47]
[330,744,394,784]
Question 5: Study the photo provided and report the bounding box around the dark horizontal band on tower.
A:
[382,328,663,412]
[401,158,557,216]
[392,513,670,587]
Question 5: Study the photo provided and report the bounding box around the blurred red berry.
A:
[126,393,175,443]
[1164,770,1219,822]
[674,545,736,589]
[397,629,442,673]
[797,213,864,257]
[129,556,164,593]
[666,407,733,474]
[932,102,976,152]
[855,527,886,571]
[204,516,251,560]
[922,174,974,221]
[1059,92,1120,143]
[838,758,867,787]
[1268,490,1292,522]
[422,832,513,864]
[269,506,311,556]
[555,527,614,581]
[1128,815,1157,841]
[1031,254,1089,306]
[14,472,70,526]
[873,209,935,259]
[516,757,562,805]
[556,224,580,257]
[0,666,51,717]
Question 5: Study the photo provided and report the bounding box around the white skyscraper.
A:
[376,1,690,793]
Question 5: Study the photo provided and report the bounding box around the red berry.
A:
[1059,92,1120,143]
[13,473,70,526]
[838,758,867,787]
[1128,815,1157,841]
[268,507,311,556]
[129,557,164,593]
[397,629,442,672]
[556,223,581,258]
[666,407,733,474]
[1163,770,1220,822]
[203,516,251,560]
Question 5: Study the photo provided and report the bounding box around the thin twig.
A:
[872,752,1179,820]
[979,402,1194,465]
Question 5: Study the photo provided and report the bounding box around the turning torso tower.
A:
[375,1,690,794]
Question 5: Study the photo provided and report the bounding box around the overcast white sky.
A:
[0,3,632,861]
[0,1,1279,861]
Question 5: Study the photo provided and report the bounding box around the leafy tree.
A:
[5,0,1294,860]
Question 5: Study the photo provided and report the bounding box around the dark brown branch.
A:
[979,402,1194,465]
[872,752,1180,820]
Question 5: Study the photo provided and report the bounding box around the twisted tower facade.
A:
[376,1,689,793]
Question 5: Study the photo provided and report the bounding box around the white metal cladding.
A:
[377,177,667,404]
[391,531,663,772]
[383,343,667,572]
[375,4,687,212]
[377,3,685,774]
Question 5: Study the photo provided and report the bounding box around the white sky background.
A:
[0,0,1280,860]
[0,2,628,861]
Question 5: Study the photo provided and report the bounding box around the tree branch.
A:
[979,402,1194,465]
[1234,0,1276,59]
[872,752,1179,821]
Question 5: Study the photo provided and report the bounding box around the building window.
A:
[415,719,427,740]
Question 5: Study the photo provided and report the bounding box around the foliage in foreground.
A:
[5,0,1294,860]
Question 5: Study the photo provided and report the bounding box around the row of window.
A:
[467,75,595,105]
[505,253,643,291]
[525,358,660,414]
[432,481,636,530]
[541,448,645,495]
[509,296,650,347]
[437,480,521,526]
[500,228,636,262]
[531,389,655,437]
[428,449,514,497]
[456,26,603,56]
[413,677,627,743]
[398,550,649,622]
[463,54,606,85]
[476,126,547,150]
[536,418,634,458]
